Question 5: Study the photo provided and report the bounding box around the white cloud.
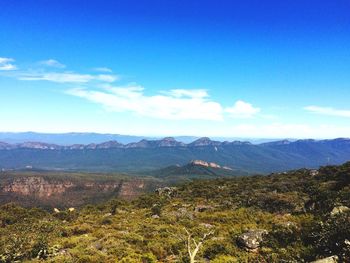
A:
[0,57,17,71]
[19,72,118,83]
[0,58,116,83]
[164,89,209,98]
[94,67,112,73]
[1,57,261,121]
[40,59,66,68]
[67,86,224,121]
[225,100,260,118]
[305,106,350,118]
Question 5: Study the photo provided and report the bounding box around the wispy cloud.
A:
[2,57,262,121]
[225,100,260,118]
[0,57,17,71]
[164,89,209,98]
[305,105,350,118]
[39,59,66,68]
[0,58,117,83]
[18,72,118,83]
[67,86,224,121]
[93,67,112,73]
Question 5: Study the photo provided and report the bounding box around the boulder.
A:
[174,207,193,220]
[330,205,350,216]
[237,229,268,250]
[309,169,319,177]
[103,212,112,217]
[310,255,338,263]
[91,241,103,250]
[155,187,177,198]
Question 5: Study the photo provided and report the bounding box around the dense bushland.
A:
[1,162,350,262]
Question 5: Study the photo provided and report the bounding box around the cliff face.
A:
[0,174,160,208]
[2,177,75,197]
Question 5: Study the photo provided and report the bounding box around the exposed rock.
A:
[190,160,232,170]
[103,213,112,217]
[2,177,74,198]
[191,160,220,168]
[91,241,103,250]
[19,142,61,150]
[53,208,60,213]
[95,140,123,149]
[237,229,268,250]
[309,169,319,177]
[152,214,160,219]
[330,205,350,216]
[156,187,177,198]
[310,255,338,263]
[0,174,160,208]
[200,223,214,229]
[156,137,186,147]
[174,207,193,220]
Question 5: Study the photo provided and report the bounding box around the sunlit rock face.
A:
[0,175,160,208]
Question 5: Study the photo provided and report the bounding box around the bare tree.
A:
[184,228,214,263]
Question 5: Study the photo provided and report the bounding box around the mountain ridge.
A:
[1,137,348,150]
[1,137,350,173]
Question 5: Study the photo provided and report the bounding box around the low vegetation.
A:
[1,162,350,262]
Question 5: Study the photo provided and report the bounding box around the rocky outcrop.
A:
[330,205,350,216]
[156,137,186,147]
[156,187,177,198]
[190,160,232,170]
[310,255,338,263]
[95,141,123,149]
[237,229,268,250]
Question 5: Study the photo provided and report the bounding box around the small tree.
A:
[184,228,214,263]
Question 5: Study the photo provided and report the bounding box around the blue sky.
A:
[1,0,350,138]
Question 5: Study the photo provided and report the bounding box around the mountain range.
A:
[0,132,278,145]
[1,137,350,174]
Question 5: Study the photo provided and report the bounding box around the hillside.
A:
[0,160,242,208]
[0,138,350,173]
[149,160,248,180]
[1,162,350,262]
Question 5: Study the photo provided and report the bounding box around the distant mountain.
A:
[0,137,350,173]
[0,132,149,145]
[0,132,285,145]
